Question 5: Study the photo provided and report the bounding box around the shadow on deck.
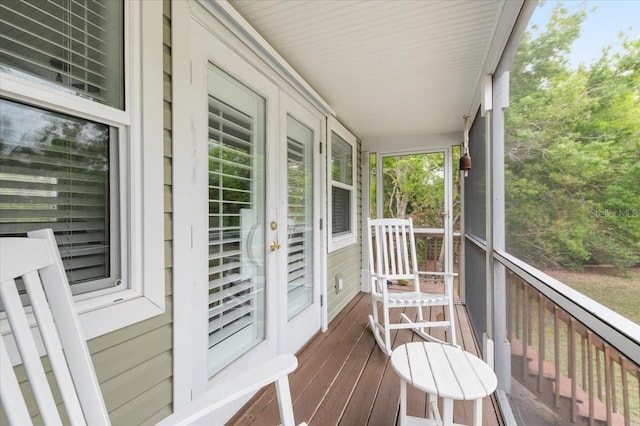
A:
[229,292,504,426]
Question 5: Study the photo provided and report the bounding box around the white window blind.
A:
[0,0,124,109]
[331,187,351,235]
[0,99,116,294]
[207,65,266,376]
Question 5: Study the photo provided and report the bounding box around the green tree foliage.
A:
[382,154,445,227]
[506,2,640,270]
[376,150,462,231]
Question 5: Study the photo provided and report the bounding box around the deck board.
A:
[229,292,504,426]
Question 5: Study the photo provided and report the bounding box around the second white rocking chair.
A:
[367,218,457,355]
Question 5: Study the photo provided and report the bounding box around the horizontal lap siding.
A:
[91,1,175,424]
[327,140,362,322]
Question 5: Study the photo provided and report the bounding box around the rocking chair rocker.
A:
[367,218,457,355]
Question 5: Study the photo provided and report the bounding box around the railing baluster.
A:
[570,318,577,423]
[596,345,603,402]
[622,357,630,426]
[587,331,594,425]
[554,304,560,408]
[523,283,529,383]
[604,345,613,426]
[506,273,511,339]
[612,355,618,414]
[582,332,588,393]
[637,372,640,426]
[538,292,545,393]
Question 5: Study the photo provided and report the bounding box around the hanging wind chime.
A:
[459,115,472,177]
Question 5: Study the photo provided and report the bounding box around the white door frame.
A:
[372,148,456,274]
[172,2,327,420]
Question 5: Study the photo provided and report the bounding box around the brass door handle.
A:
[269,241,281,251]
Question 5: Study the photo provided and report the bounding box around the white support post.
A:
[492,70,511,392]
[485,101,494,343]
[361,151,371,292]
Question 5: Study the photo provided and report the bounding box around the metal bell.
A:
[459,153,472,171]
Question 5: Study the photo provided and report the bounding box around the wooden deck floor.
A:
[229,292,504,426]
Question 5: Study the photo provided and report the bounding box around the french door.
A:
[377,150,455,274]
[174,17,322,409]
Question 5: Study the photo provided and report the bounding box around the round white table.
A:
[390,342,497,426]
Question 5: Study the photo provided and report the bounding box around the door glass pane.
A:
[382,152,446,270]
[286,116,313,319]
[207,65,266,376]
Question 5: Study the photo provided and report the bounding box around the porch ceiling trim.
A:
[465,0,529,117]
[199,0,336,117]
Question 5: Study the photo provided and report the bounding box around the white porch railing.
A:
[496,251,640,425]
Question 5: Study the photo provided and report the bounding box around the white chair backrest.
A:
[0,229,109,425]
[367,218,419,281]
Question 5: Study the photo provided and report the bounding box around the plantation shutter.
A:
[207,65,266,376]
[286,117,313,319]
[0,99,114,294]
[0,0,124,109]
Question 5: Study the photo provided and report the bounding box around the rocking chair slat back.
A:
[0,229,109,425]
[370,219,419,282]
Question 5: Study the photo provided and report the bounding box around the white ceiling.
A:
[228,0,519,146]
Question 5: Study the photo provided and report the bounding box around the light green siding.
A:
[327,140,363,322]
[89,1,175,423]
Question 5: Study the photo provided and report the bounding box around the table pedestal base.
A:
[399,380,483,426]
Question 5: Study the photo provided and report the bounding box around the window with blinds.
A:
[286,116,313,320]
[207,66,266,376]
[0,98,117,294]
[0,0,123,296]
[330,131,354,236]
[0,0,124,109]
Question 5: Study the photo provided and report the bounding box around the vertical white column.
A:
[492,70,511,392]
[361,151,371,292]
[483,74,495,346]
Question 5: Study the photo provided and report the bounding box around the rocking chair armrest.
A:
[417,271,456,297]
[370,273,389,280]
[416,271,458,277]
[157,354,299,426]
[369,274,389,295]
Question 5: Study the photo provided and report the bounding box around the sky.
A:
[528,0,640,68]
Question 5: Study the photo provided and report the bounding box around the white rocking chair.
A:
[0,229,305,426]
[367,218,457,355]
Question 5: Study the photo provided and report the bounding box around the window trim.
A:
[0,0,164,341]
[327,117,358,252]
